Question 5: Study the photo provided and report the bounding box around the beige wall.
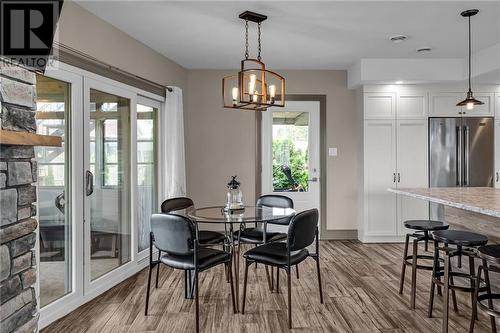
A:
[57,3,359,232]
[57,2,187,89]
[185,70,358,231]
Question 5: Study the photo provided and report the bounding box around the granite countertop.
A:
[388,187,500,218]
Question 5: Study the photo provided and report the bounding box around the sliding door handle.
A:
[86,170,94,196]
[397,173,400,183]
[393,173,396,183]
[496,172,499,183]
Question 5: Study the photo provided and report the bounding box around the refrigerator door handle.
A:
[456,126,462,186]
[464,126,470,186]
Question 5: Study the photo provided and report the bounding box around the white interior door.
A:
[83,77,137,294]
[261,101,320,227]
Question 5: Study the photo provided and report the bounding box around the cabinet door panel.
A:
[364,93,396,119]
[430,93,462,117]
[496,93,500,118]
[462,93,493,117]
[364,120,397,236]
[397,94,427,119]
[396,119,429,235]
[495,121,500,188]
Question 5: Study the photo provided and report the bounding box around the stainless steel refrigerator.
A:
[429,117,494,218]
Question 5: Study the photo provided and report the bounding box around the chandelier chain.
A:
[245,19,249,59]
[257,22,262,61]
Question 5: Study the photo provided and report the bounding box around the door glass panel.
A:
[137,104,157,252]
[272,111,309,192]
[36,74,72,307]
[89,89,131,280]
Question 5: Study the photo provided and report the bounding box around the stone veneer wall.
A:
[0,64,39,333]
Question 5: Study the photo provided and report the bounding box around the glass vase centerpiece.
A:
[224,175,244,212]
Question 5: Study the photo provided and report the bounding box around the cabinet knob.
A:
[393,173,396,183]
[496,172,499,182]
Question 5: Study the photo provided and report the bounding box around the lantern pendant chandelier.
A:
[456,9,483,110]
[222,11,285,111]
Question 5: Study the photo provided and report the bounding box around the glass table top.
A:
[187,206,295,224]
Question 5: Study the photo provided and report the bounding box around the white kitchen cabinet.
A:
[364,92,396,119]
[397,93,428,119]
[495,120,500,189]
[396,119,429,236]
[430,92,493,117]
[429,93,463,117]
[363,120,397,237]
[495,93,500,118]
[464,93,494,117]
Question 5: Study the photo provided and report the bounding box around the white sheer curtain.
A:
[161,87,186,199]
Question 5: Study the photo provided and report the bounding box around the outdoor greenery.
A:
[272,138,309,191]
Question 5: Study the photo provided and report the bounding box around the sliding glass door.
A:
[84,78,135,290]
[39,64,163,328]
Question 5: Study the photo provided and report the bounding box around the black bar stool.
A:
[470,244,500,333]
[399,220,449,309]
[428,230,488,333]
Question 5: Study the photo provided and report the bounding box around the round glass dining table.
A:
[187,205,295,312]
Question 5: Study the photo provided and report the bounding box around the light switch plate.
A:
[329,147,338,156]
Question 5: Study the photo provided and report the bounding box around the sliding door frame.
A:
[39,61,165,329]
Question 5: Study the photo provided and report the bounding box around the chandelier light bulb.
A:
[269,84,276,103]
[248,74,256,95]
[232,87,238,105]
[252,92,258,102]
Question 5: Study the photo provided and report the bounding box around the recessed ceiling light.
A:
[390,35,408,43]
[395,80,404,84]
[417,47,432,53]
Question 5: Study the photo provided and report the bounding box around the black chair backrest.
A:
[257,194,294,225]
[161,197,194,213]
[151,213,195,255]
[257,194,294,209]
[287,209,318,251]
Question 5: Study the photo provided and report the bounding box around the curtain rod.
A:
[53,42,173,92]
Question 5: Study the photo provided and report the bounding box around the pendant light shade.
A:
[457,9,483,110]
[222,11,285,111]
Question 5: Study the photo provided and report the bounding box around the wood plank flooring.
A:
[43,241,496,332]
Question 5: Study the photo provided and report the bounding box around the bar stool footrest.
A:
[404,254,442,271]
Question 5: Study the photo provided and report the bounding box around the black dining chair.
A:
[145,213,236,333]
[241,208,323,329]
[235,195,298,288]
[159,197,226,289]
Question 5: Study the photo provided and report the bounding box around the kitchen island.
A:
[389,187,500,242]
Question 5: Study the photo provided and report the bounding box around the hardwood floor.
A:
[43,241,495,332]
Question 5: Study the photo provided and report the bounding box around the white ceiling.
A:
[77,1,500,70]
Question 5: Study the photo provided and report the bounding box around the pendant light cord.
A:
[245,19,249,59]
[258,22,262,61]
[468,15,471,92]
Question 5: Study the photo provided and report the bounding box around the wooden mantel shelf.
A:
[0,130,62,147]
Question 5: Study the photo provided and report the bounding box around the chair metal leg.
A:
[155,250,161,288]
[411,239,418,309]
[316,257,323,304]
[470,265,482,333]
[442,253,450,333]
[469,256,477,319]
[428,243,439,318]
[482,260,498,333]
[270,266,274,291]
[242,261,250,314]
[399,234,410,295]
[276,268,280,293]
[145,263,153,315]
[287,268,292,329]
[265,265,273,291]
[195,269,199,333]
[228,262,236,314]
[296,265,299,279]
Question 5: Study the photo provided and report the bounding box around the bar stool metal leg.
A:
[399,234,410,295]
[411,238,418,309]
[442,252,450,333]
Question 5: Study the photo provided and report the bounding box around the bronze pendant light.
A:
[457,9,483,110]
[222,11,285,111]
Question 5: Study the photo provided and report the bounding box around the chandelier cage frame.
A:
[222,11,286,111]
